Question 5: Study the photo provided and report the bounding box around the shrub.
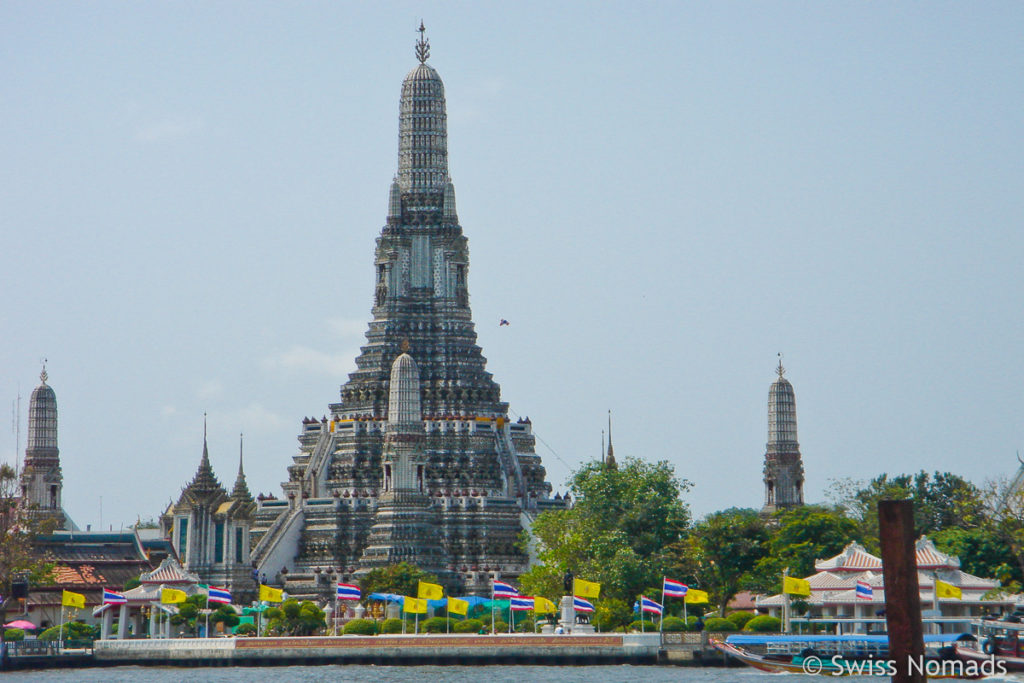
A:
[684,616,701,631]
[421,616,448,633]
[343,618,377,635]
[744,615,782,633]
[453,619,483,634]
[661,616,686,632]
[703,617,736,632]
[628,619,657,632]
[38,622,97,642]
[727,611,755,630]
[4,628,25,641]
[234,623,257,636]
[492,620,508,633]
[380,618,404,634]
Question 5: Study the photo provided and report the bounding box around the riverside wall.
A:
[89,633,664,667]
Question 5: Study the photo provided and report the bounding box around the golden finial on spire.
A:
[415,20,430,64]
[40,357,48,384]
[777,352,785,379]
[401,338,411,353]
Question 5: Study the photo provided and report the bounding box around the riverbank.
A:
[4,632,725,670]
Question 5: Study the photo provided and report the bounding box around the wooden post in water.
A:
[878,499,925,683]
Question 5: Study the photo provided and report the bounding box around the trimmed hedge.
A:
[492,620,508,633]
[380,618,404,634]
[453,619,483,634]
[234,623,257,636]
[4,628,25,641]
[343,619,378,635]
[744,615,782,633]
[421,617,448,633]
[628,619,657,632]
[39,622,97,642]
[703,617,737,632]
[661,616,686,632]
[727,611,755,629]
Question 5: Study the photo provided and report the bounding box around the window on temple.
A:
[214,522,225,564]
[235,527,244,564]
[178,518,189,562]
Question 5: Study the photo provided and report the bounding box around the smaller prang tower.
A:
[20,366,70,529]
[762,357,805,514]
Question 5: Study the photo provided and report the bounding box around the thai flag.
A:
[663,577,688,598]
[207,586,232,604]
[103,588,127,605]
[493,580,519,599]
[510,596,534,611]
[573,597,595,613]
[856,580,873,600]
[640,595,663,616]
[337,582,361,601]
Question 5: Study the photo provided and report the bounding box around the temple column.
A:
[101,607,113,640]
[117,603,128,640]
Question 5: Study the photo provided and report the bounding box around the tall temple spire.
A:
[21,364,66,524]
[762,355,805,514]
[231,432,253,502]
[396,25,448,193]
[256,28,560,596]
[186,416,222,497]
[605,410,617,469]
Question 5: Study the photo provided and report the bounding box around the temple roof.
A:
[814,537,961,572]
[179,430,226,504]
[141,556,200,584]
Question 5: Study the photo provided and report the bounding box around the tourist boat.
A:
[955,617,1024,671]
[713,634,979,678]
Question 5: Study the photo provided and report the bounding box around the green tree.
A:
[265,599,326,636]
[170,593,208,635]
[753,505,860,589]
[829,471,984,549]
[670,508,770,616]
[518,457,690,603]
[358,562,440,602]
[933,526,1020,584]
[0,463,57,599]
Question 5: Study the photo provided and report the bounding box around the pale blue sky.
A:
[2,2,1022,529]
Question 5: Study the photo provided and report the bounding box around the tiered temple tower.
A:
[161,427,256,600]
[250,27,563,595]
[20,367,70,529]
[762,357,805,514]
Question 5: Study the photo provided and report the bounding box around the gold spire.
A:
[415,21,430,64]
[40,358,48,385]
[777,352,785,379]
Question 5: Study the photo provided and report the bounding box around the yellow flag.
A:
[573,578,601,599]
[783,576,811,597]
[936,580,962,600]
[403,597,427,614]
[447,597,468,616]
[259,584,283,603]
[161,588,187,604]
[62,590,85,609]
[684,589,709,604]
[534,596,558,614]
[417,580,444,600]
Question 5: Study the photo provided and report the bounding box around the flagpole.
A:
[640,596,644,633]
[782,567,791,634]
[660,579,665,633]
[59,604,65,650]
[491,583,495,635]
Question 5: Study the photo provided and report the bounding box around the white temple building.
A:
[757,537,1014,633]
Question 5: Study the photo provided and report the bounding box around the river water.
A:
[6,666,1024,683]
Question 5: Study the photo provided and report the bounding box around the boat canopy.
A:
[726,634,969,645]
